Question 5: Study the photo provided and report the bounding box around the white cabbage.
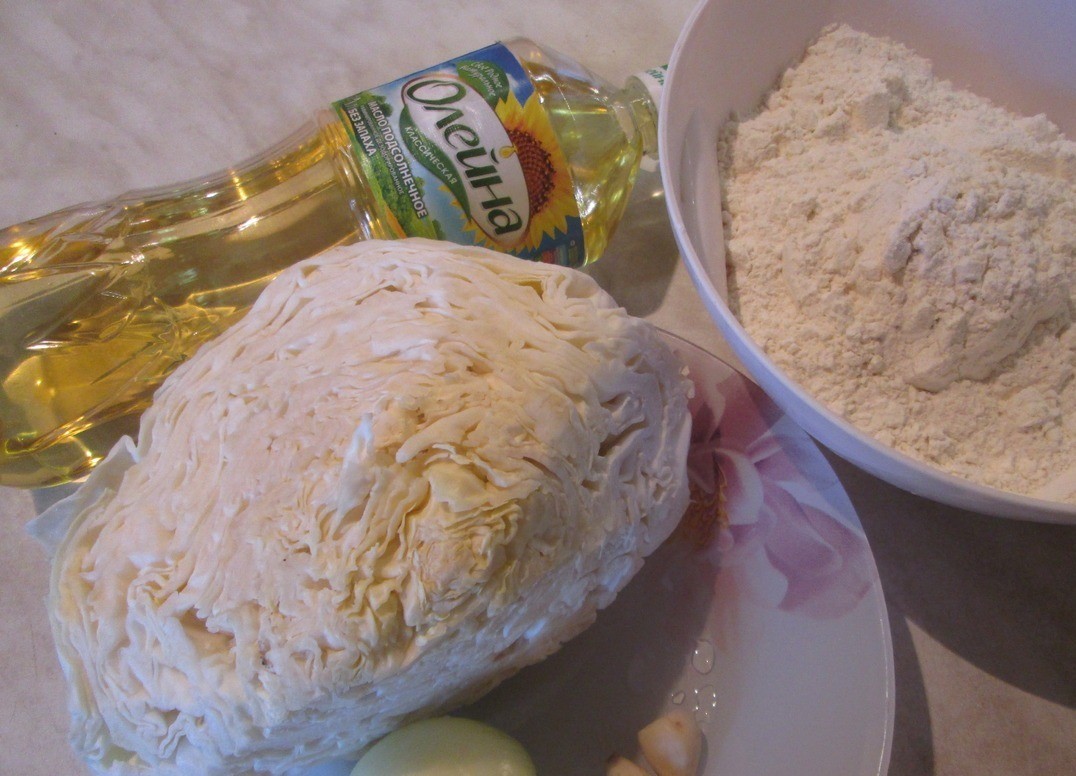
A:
[29,239,692,775]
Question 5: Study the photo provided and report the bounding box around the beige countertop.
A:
[0,2,1072,774]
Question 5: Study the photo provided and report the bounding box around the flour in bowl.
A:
[719,24,1076,501]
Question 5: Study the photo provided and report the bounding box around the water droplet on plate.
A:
[692,684,718,724]
[692,638,715,674]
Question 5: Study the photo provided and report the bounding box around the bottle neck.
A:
[624,66,665,167]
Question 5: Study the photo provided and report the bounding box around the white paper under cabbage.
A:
[29,239,692,775]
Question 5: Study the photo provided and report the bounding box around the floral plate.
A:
[11,332,893,776]
[313,332,895,775]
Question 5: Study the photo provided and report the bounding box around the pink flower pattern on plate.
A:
[678,342,874,620]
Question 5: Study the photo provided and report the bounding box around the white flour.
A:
[719,24,1076,502]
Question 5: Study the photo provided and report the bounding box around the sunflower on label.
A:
[335,42,585,265]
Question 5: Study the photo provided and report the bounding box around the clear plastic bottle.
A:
[0,38,663,488]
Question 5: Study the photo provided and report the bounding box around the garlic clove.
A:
[637,710,702,776]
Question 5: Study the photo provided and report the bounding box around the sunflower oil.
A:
[0,39,663,488]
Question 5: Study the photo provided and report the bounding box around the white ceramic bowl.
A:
[660,0,1076,523]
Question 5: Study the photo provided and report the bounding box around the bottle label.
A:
[333,43,585,266]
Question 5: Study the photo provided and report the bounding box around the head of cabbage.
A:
[30,239,692,775]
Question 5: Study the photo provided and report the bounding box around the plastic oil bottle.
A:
[0,39,664,489]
